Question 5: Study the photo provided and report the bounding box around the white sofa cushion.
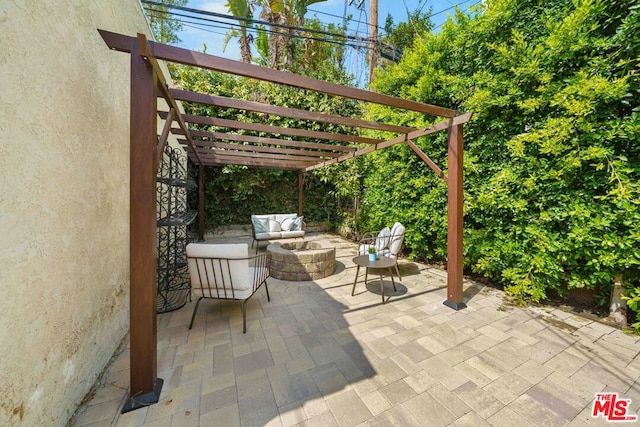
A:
[274,213,297,223]
[280,217,294,231]
[280,230,304,239]
[255,232,282,240]
[268,218,281,232]
[186,243,250,299]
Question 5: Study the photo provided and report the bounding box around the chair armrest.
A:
[248,253,270,267]
[249,253,271,286]
[358,231,379,244]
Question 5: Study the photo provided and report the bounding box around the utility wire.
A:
[142,0,372,44]
[144,0,481,68]
[256,0,389,34]
[145,7,371,50]
[401,0,420,34]
[433,0,482,30]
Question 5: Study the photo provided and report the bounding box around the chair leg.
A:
[351,265,361,296]
[264,279,271,302]
[395,263,401,281]
[189,297,204,329]
[242,300,248,334]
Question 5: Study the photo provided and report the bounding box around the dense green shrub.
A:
[362,0,640,314]
[191,165,342,228]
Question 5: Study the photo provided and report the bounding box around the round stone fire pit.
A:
[267,241,335,281]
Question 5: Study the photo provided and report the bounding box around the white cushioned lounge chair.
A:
[186,243,270,333]
[358,222,405,279]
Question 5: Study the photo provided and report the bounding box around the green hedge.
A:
[360,0,640,313]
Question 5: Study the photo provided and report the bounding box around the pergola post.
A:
[444,122,466,310]
[122,38,163,413]
[297,170,305,216]
[198,164,205,241]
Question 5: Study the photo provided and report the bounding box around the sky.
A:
[164,0,478,84]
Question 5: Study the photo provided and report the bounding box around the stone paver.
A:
[70,231,640,427]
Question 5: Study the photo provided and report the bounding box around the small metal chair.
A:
[186,243,270,333]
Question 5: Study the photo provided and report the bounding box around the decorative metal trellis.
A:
[156,144,197,313]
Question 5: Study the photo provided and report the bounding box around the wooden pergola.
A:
[99,29,472,412]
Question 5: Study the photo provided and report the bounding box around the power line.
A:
[142,0,373,45]
[433,0,482,30]
[144,0,482,70]
[401,0,420,34]
[144,6,371,50]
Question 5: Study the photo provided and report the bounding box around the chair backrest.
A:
[388,222,405,256]
[186,243,250,298]
[375,226,391,251]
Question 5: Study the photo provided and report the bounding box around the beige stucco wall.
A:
[0,1,173,425]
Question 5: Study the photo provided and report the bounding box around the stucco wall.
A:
[0,1,164,425]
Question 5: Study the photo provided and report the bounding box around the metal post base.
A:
[443,300,467,310]
[121,378,164,413]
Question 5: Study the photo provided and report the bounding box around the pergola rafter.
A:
[170,88,416,134]
[171,127,358,152]
[306,113,472,173]
[174,113,385,145]
[98,29,472,413]
[188,153,312,170]
[178,139,344,159]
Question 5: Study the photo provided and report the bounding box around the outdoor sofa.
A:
[250,213,305,253]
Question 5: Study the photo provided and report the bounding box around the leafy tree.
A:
[363,0,640,316]
[254,0,327,69]
[224,0,255,63]
[144,0,188,44]
[382,7,433,61]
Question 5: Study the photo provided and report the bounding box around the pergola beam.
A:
[298,171,304,216]
[134,34,202,166]
[178,139,342,158]
[189,154,311,170]
[405,138,447,182]
[99,29,456,118]
[122,35,163,414]
[170,127,356,152]
[178,113,382,145]
[170,89,415,134]
[156,108,175,173]
[306,113,472,171]
[196,149,325,163]
[445,123,466,310]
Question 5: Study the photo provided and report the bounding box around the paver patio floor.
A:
[71,231,640,426]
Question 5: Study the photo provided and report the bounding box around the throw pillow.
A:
[251,215,269,234]
[376,227,391,251]
[268,218,281,232]
[280,217,294,231]
[291,216,304,231]
[388,223,405,255]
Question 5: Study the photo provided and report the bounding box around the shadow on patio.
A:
[70,230,640,427]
